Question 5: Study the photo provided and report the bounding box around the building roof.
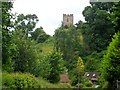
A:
[59,73,70,83]
[83,72,100,80]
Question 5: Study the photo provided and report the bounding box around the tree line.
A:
[2,1,120,88]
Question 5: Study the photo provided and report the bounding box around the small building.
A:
[83,72,100,84]
[60,73,70,83]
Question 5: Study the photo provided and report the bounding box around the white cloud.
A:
[12,0,90,35]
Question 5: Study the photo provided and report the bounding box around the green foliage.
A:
[2,1,120,88]
[2,72,72,88]
[31,27,44,40]
[98,74,106,88]
[102,81,109,88]
[2,2,13,30]
[14,14,39,35]
[31,27,50,43]
[38,76,72,88]
[33,38,54,78]
[54,26,83,62]
[54,25,84,85]
[102,32,120,88]
[83,78,93,87]
[2,2,55,80]
[2,2,17,72]
[40,37,54,54]
[101,2,120,88]
[69,68,78,86]
[113,2,120,32]
[12,30,40,74]
[82,2,115,52]
[2,72,41,88]
[75,20,83,29]
[68,57,85,86]
[77,57,84,72]
[47,50,66,83]
[77,57,85,88]
[34,51,51,78]
[85,51,106,72]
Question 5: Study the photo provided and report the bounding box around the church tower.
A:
[63,14,73,27]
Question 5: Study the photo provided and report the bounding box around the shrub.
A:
[82,78,93,87]
[84,80,93,87]
[2,72,41,88]
[2,72,72,88]
[2,72,15,88]
[102,81,109,88]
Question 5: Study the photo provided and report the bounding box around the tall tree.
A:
[54,25,84,85]
[31,27,50,43]
[12,30,39,74]
[47,49,65,83]
[77,57,84,89]
[102,1,120,88]
[102,32,120,88]
[14,14,39,35]
[77,57,84,73]
[82,2,115,52]
[54,26,82,63]
[112,2,120,32]
[75,20,83,29]
[2,1,16,71]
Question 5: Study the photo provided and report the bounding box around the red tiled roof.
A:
[60,73,70,83]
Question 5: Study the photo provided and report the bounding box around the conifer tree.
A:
[102,32,120,88]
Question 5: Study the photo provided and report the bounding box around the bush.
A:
[2,72,72,88]
[82,78,93,87]
[102,81,109,88]
[84,80,93,87]
[46,50,65,83]
[2,72,41,88]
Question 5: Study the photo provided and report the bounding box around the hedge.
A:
[2,72,41,88]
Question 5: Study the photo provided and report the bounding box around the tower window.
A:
[67,18,69,22]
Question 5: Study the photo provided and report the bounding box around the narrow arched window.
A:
[67,18,69,22]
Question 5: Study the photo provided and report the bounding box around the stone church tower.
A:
[63,14,73,27]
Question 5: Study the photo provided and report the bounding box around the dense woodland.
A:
[1,1,120,89]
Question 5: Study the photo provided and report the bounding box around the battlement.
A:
[63,14,73,17]
[63,14,73,27]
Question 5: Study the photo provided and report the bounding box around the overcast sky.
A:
[12,0,90,35]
